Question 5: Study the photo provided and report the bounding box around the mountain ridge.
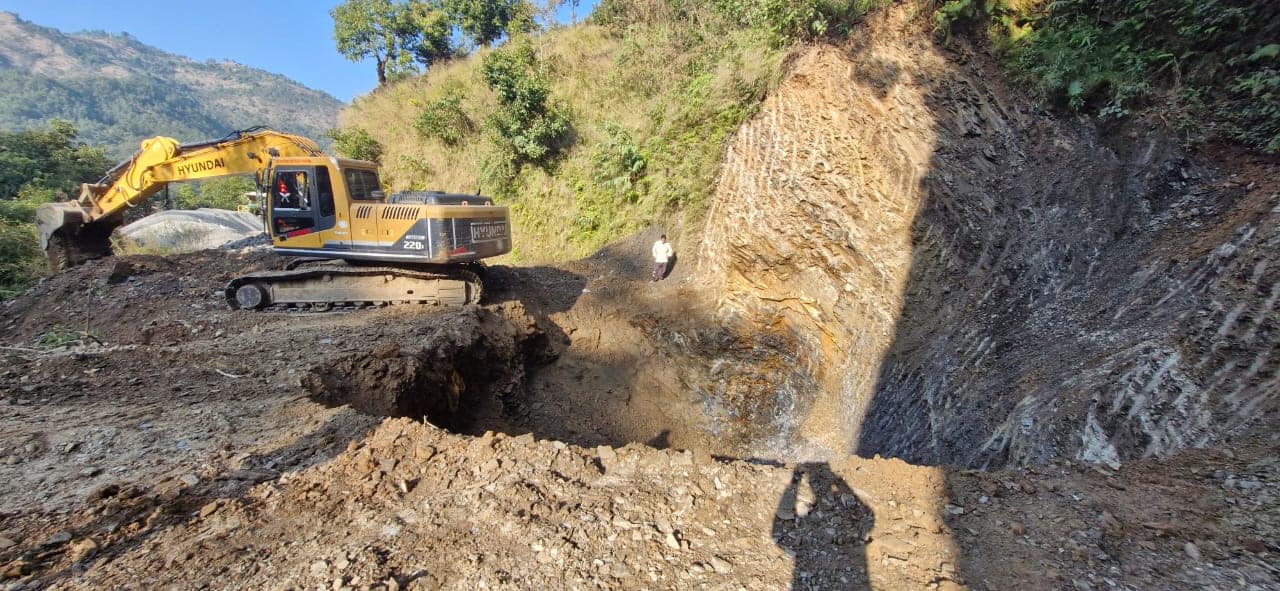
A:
[0,11,343,158]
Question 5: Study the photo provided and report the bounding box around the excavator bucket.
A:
[35,200,120,270]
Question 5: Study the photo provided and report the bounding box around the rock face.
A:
[699,11,1279,466]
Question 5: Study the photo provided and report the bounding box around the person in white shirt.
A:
[651,234,674,281]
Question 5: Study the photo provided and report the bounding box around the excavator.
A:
[35,127,511,310]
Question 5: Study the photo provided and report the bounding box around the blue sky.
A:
[0,0,598,103]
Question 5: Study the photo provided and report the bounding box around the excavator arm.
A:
[35,127,324,268]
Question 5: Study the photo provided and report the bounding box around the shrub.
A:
[965,0,1280,153]
[0,220,43,298]
[326,126,385,162]
[480,41,574,191]
[713,0,892,47]
[415,87,475,146]
[590,123,646,201]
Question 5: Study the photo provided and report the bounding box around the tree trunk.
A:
[376,56,387,86]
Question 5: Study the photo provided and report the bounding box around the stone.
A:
[664,532,680,550]
[0,537,13,550]
[709,556,733,574]
[1183,542,1201,561]
[1010,521,1027,536]
[67,538,99,562]
[179,473,200,487]
[372,343,400,359]
[41,531,73,547]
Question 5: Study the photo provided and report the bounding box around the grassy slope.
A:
[343,21,788,263]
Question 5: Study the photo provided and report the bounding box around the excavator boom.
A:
[36,128,323,268]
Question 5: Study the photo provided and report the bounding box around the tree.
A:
[0,120,109,201]
[409,2,456,67]
[332,0,456,86]
[174,177,256,211]
[444,0,535,47]
[480,41,572,193]
[0,120,110,298]
[327,127,385,162]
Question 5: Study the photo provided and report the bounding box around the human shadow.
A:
[772,462,874,590]
[659,252,677,280]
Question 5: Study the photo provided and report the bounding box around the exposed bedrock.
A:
[698,12,1279,467]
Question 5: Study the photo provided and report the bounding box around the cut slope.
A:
[697,10,1279,466]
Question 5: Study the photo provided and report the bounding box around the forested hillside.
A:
[0,11,344,158]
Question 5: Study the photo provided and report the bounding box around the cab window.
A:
[345,169,383,201]
[316,167,335,217]
[272,171,311,210]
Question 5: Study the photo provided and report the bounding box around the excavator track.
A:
[225,265,483,311]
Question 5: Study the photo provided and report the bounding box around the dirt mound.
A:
[0,248,279,346]
[5,417,1274,590]
[116,208,264,252]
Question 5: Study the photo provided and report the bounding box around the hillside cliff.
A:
[0,12,343,157]
[697,10,1278,467]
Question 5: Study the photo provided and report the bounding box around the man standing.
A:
[652,234,674,281]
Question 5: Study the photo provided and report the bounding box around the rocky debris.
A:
[115,208,264,252]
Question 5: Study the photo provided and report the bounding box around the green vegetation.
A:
[414,85,475,146]
[937,0,1280,153]
[444,0,536,47]
[332,0,457,86]
[34,324,101,349]
[172,177,257,211]
[479,40,574,192]
[0,121,110,297]
[328,127,386,162]
[0,13,342,159]
[709,0,894,47]
[343,0,895,261]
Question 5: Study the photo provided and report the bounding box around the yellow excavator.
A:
[35,127,511,310]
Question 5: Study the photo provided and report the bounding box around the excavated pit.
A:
[301,302,556,432]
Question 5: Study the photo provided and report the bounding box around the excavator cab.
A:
[267,166,337,239]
